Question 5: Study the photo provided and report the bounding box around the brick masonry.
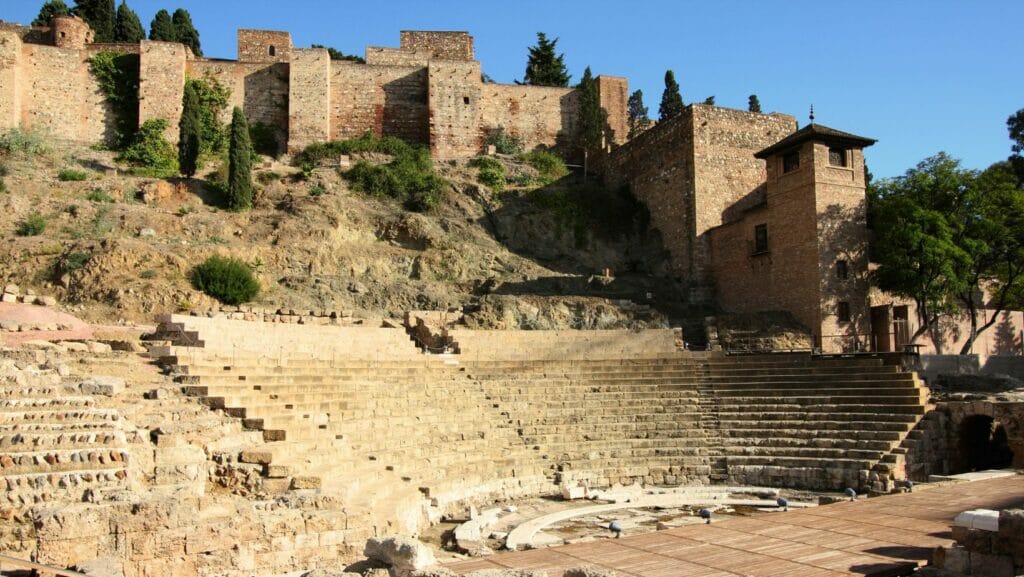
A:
[139,41,187,143]
[287,47,331,152]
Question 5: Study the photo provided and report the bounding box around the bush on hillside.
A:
[16,212,47,236]
[293,133,411,173]
[521,150,568,184]
[0,128,51,156]
[190,255,260,305]
[117,119,178,176]
[484,127,524,155]
[58,169,89,181]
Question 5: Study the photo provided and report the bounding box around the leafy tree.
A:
[185,75,230,155]
[73,0,115,43]
[1008,108,1024,186]
[178,82,201,178]
[191,255,260,305]
[576,66,607,182]
[148,9,174,41]
[32,0,70,27]
[524,32,570,87]
[171,8,201,56]
[748,94,762,113]
[627,89,651,139]
[113,1,145,43]
[703,96,716,106]
[227,107,253,210]
[311,44,365,63]
[658,70,684,120]
[869,152,1024,352]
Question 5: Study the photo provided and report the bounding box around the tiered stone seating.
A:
[0,379,129,508]
[447,328,680,360]
[704,354,928,490]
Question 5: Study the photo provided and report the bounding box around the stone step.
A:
[722,446,885,460]
[0,409,121,424]
[715,405,925,417]
[1,468,129,508]
[0,447,130,476]
[0,397,96,410]
[0,430,127,450]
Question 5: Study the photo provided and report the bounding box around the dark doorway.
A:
[870,305,892,352]
[956,415,1014,472]
[893,305,910,350]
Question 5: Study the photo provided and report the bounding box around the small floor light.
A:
[777,497,789,511]
[699,508,712,524]
[845,488,857,502]
[608,521,622,538]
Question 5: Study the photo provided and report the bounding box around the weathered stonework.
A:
[237,29,292,64]
[288,48,331,152]
[428,60,483,159]
[139,41,187,143]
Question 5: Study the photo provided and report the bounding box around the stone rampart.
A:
[428,60,483,159]
[0,30,22,132]
[400,31,474,61]
[138,41,187,143]
[480,84,578,153]
[330,61,429,144]
[188,59,289,140]
[287,48,331,152]
[237,29,291,64]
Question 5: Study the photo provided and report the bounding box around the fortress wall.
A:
[139,41,187,143]
[400,31,474,61]
[479,84,577,153]
[428,60,483,159]
[0,30,22,132]
[288,48,331,153]
[20,44,90,141]
[189,60,289,138]
[365,47,433,67]
[329,62,429,144]
[237,29,291,64]
[597,75,628,145]
[604,112,697,278]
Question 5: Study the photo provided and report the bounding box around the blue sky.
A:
[4,0,1022,178]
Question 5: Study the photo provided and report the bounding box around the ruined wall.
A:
[139,41,187,143]
[399,31,473,61]
[428,60,482,159]
[479,84,577,152]
[288,48,330,152]
[237,29,291,64]
[597,75,628,145]
[329,62,429,144]
[0,30,22,132]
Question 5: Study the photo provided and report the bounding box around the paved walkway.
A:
[448,475,1024,577]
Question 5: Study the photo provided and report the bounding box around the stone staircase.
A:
[0,367,129,510]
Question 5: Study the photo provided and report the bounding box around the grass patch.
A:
[521,150,568,184]
[16,212,47,236]
[58,168,89,182]
[86,189,114,203]
[0,128,51,156]
[309,184,326,197]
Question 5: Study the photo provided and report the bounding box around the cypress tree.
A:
[703,96,716,106]
[74,0,116,43]
[576,66,607,182]
[658,70,684,120]
[172,8,202,56]
[748,94,762,113]
[524,32,570,87]
[178,82,202,179]
[227,107,253,210]
[627,89,651,139]
[31,0,70,27]
[113,1,145,43]
[148,9,174,41]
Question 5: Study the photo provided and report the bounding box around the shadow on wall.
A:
[382,70,429,146]
[992,312,1022,355]
[243,63,289,145]
[954,415,1014,473]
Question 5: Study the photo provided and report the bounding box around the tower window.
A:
[837,302,851,323]
[463,96,471,105]
[269,45,276,57]
[753,223,768,254]
[783,151,800,173]
[829,147,848,167]
[836,260,849,280]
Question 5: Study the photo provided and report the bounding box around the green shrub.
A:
[484,127,523,155]
[521,150,568,183]
[256,171,281,184]
[332,135,446,212]
[0,128,50,156]
[88,52,140,147]
[186,75,231,156]
[86,189,114,203]
[0,162,8,177]
[309,184,326,197]
[0,179,7,194]
[468,156,503,172]
[16,212,47,236]
[139,269,157,279]
[477,167,506,193]
[190,255,260,305]
[117,119,178,176]
[58,169,89,182]
[62,251,91,273]
[293,132,412,173]
[177,205,196,216]
[248,122,280,158]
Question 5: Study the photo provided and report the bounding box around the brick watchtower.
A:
[51,15,93,49]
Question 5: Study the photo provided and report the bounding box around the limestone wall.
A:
[329,61,429,144]
[237,29,291,64]
[479,84,577,152]
[139,41,187,143]
[0,30,22,132]
[399,31,474,61]
[597,75,628,145]
[287,48,331,153]
[189,59,289,140]
[428,60,483,159]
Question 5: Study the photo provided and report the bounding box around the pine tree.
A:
[627,89,651,139]
[172,8,202,56]
[227,107,253,211]
[31,0,70,27]
[113,1,145,43]
[703,96,716,106]
[748,94,762,113]
[659,70,684,120]
[73,0,116,43]
[148,9,174,41]
[524,32,570,87]
[576,66,607,182]
[178,82,202,179]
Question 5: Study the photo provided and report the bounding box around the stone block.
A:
[34,295,58,307]
[290,476,321,489]
[240,451,273,465]
[364,536,437,572]
[79,376,125,396]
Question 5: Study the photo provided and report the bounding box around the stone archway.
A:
[955,415,1014,473]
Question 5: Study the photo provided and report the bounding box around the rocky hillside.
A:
[0,140,693,332]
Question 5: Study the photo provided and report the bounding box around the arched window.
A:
[269,45,276,57]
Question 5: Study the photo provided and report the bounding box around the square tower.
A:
[238,30,292,63]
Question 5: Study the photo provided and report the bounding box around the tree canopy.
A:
[148,9,174,41]
[171,8,201,56]
[659,70,684,120]
[524,32,570,87]
[748,94,762,113]
[73,0,115,43]
[113,1,145,43]
[32,0,70,27]
[627,89,651,139]
[1008,108,1024,186]
[870,152,1024,353]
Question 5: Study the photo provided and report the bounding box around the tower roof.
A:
[754,123,876,159]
